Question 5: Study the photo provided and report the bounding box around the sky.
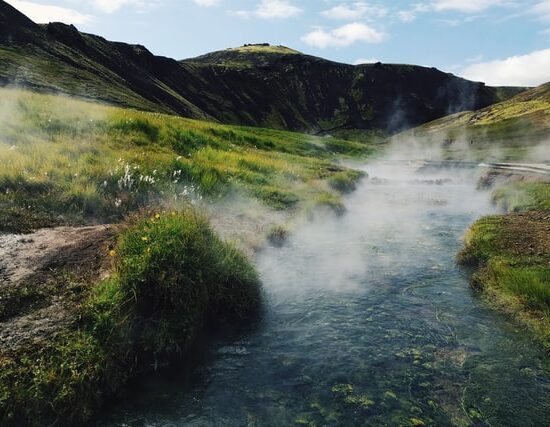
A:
[5,0,550,86]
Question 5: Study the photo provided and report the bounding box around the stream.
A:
[98,163,550,426]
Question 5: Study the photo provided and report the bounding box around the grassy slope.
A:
[0,87,372,233]
[187,44,301,68]
[400,82,550,161]
[458,182,550,350]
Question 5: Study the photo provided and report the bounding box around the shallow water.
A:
[98,163,550,426]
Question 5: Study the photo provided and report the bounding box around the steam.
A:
[255,135,510,300]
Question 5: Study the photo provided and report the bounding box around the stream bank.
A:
[97,162,550,426]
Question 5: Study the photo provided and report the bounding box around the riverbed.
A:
[98,163,550,426]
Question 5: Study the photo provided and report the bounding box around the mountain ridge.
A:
[0,0,526,134]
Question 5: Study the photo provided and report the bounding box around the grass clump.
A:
[311,192,346,216]
[267,225,289,247]
[328,169,366,194]
[0,207,261,425]
[115,209,260,355]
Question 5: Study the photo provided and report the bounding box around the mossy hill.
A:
[0,0,523,136]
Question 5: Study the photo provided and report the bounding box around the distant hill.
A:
[409,82,550,144]
[0,0,525,134]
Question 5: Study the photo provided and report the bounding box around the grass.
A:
[0,87,373,233]
[492,182,550,212]
[228,45,300,55]
[328,169,366,194]
[458,211,550,350]
[310,192,346,216]
[0,208,261,425]
[0,87,373,423]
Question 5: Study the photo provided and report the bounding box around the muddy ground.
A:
[0,226,115,355]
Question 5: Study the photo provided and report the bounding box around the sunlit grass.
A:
[0,88,372,232]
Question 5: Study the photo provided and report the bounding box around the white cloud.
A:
[431,0,504,13]
[531,1,550,21]
[396,3,431,23]
[5,0,92,24]
[235,0,302,19]
[461,49,550,86]
[192,0,222,7]
[353,57,380,64]
[320,2,387,21]
[302,22,386,49]
[398,0,505,22]
[91,0,158,14]
[397,10,417,22]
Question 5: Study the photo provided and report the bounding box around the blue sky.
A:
[5,0,550,86]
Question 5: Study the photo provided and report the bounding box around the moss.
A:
[331,383,354,394]
[344,394,375,409]
[0,207,261,425]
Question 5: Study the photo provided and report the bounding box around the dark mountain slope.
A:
[0,0,524,133]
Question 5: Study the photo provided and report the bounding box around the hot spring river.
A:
[98,163,550,426]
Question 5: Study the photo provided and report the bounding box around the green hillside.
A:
[0,87,371,234]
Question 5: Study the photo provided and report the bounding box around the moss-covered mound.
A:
[0,207,260,425]
[458,210,550,351]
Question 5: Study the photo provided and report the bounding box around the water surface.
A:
[99,163,550,426]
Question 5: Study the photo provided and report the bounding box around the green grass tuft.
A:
[0,207,261,425]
